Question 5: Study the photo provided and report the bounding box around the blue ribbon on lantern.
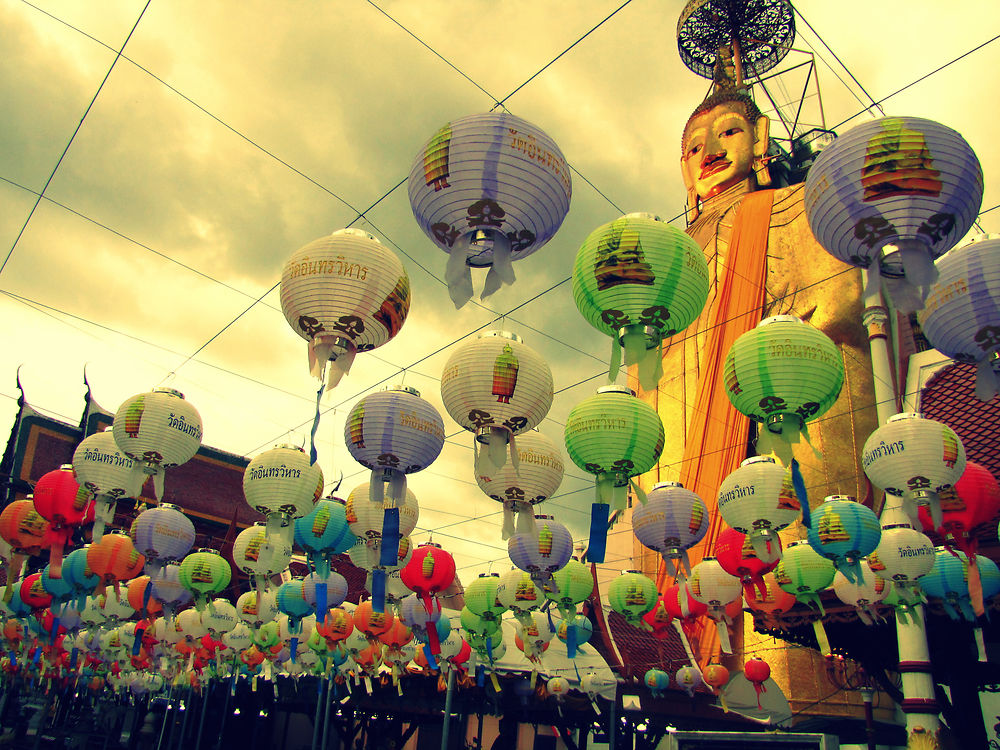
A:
[423,644,438,671]
[476,664,485,687]
[791,459,811,529]
[316,581,328,621]
[309,384,324,465]
[588,503,609,563]
[70,647,78,669]
[566,621,578,660]
[380,507,401,568]
[371,569,387,613]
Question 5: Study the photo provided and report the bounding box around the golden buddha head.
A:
[681,88,770,220]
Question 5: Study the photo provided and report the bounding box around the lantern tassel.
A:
[714,617,732,655]
[481,234,515,300]
[628,477,647,506]
[812,619,832,656]
[975,358,999,401]
[371,569,387,614]
[514,501,536,536]
[325,343,356,391]
[380,507,401,569]
[501,505,516,540]
[4,553,24,602]
[446,235,475,308]
[587,502,609,564]
[790,459,811,529]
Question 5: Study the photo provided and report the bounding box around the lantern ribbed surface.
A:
[150,564,192,611]
[687,558,742,607]
[280,229,410,352]
[632,481,708,571]
[476,429,564,506]
[33,466,90,527]
[464,574,506,622]
[573,213,709,338]
[294,498,357,558]
[744,573,797,617]
[348,535,412,572]
[608,571,658,622]
[232,524,292,576]
[302,571,348,611]
[244,445,323,519]
[833,563,889,608]
[645,668,670,693]
[178,549,232,597]
[724,316,844,431]
[441,331,553,437]
[201,599,239,635]
[806,496,881,577]
[346,483,419,541]
[564,385,664,479]
[774,541,836,604]
[236,590,278,625]
[72,429,140,500]
[407,112,571,302]
[919,461,1000,542]
[508,516,573,577]
[86,533,145,585]
[400,543,456,601]
[495,568,544,615]
[345,386,445,474]
[129,503,195,566]
[868,524,935,584]
[112,388,202,470]
[804,116,983,268]
[0,500,48,552]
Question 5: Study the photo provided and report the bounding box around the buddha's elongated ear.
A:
[753,115,770,158]
[681,156,700,224]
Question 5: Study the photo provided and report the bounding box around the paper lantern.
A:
[556,614,593,652]
[99,586,135,625]
[573,212,709,389]
[280,227,410,389]
[919,547,993,622]
[642,595,674,639]
[921,461,1000,549]
[177,549,232,610]
[441,330,553,477]
[61,547,100,611]
[918,235,1000,399]
[232,523,292,596]
[460,606,501,641]
[0,499,49,601]
[862,412,966,530]
[476,429,564,539]
[400,543,455,615]
[32,465,92,577]
[833,562,889,624]
[564,385,664,562]
[868,524,935,601]
[544,559,594,620]
[112,387,202,499]
[398,593,448,655]
[72,428,142,540]
[806,495,881,583]
[464,573,507,625]
[744,573,797,622]
[774,540,836,612]
[743,658,771,708]
[724,316,844,462]
[633,481,709,580]
[703,663,731,709]
[508,515,574,592]
[129,503,195,578]
[645,668,670,697]
[353,599,395,641]
[151,563,194,620]
[408,112,572,306]
[496,568,543,628]
[717,456,802,558]
[714,526,781,600]
[294,497,357,576]
[687,557,742,654]
[275,578,313,632]
[86,532,145,596]
[675,665,703,698]
[236,590,278,628]
[514,611,554,662]
[608,570,658,625]
[20,573,52,611]
[662,582,708,622]
[243,444,323,554]
[40,565,74,609]
[804,116,983,312]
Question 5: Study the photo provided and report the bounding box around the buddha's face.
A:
[681,101,768,200]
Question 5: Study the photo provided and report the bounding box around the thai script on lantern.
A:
[398,410,445,439]
[167,413,202,440]
[507,129,571,193]
[516,449,562,470]
[284,255,369,281]
[719,483,755,507]
[768,339,841,367]
[567,417,629,434]
[898,546,933,558]
[921,277,968,316]
[248,464,303,481]
[861,440,905,469]
[82,448,134,468]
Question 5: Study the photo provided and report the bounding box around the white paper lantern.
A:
[476,429,564,539]
[232,523,292,594]
[508,515,573,592]
[112,387,203,500]
[408,112,572,306]
[832,561,889,625]
[917,235,1000,400]
[862,412,966,529]
[236,589,278,627]
[495,568,543,625]
[222,621,254,652]
[175,607,207,641]
[72,428,142,539]
[687,557,742,654]
[441,330,553,477]
[804,116,983,312]
[868,523,935,598]
[280,228,410,389]
[346,483,419,546]
[201,598,239,636]
[243,444,323,555]
[717,456,801,559]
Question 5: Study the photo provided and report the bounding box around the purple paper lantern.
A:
[631,481,708,580]
[508,515,573,592]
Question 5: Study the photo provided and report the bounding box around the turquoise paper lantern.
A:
[806,496,881,584]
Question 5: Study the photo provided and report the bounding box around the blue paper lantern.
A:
[806,495,881,583]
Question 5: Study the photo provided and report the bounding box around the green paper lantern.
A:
[178,549,232,611]
[608,570,658,624]
[573,212,709,390]
[544,559,594,619]
[460,606,501,638]
[724,315,844,462]
[464,573,507,623]
[773,540,835,613]
[564,385,664,562]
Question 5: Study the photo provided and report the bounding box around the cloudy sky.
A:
[2,0,998,585]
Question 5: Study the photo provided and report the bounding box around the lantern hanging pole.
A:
[439,665,455,750]
[862,264,941,743]
[193,682,210,750]
[156,685,174,750]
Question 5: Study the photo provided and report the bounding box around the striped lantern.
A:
[125,575,161,618]
[461,607,501,640]
[508,515,573,592]
[687,557,743,653]
[222,622,254,653]
[302,571,349,621]
[279,228,410,389]
[919,461,1000,561]
[564,385,664,563]
[832,562,889,625]
[201,599,239,637]
[275,578,313,633]
[714,526,781,600]
[129,503,195,578]
[632,481,709,581]
[918,235,1000,400]
[72,428,141,540]
[407,112,572,307]
[476,428,564,540]
[294,497,357,577]
[868,524,935,602]
[178,549,232,610]
[243,444,324,557]
[645,668,671,697]
[514,611,554,662]
[919,547,977,621]
[496,568,543,628]
[804,116,983,312]
[608,570,658,625]
[717,456,802,559]
[773,540,835,612]
[345,385,443,565]
[724,315,844,463]
[806,496,882,584]
[397,594,447,654]
[232,523,293,597]
[573,212,709,390]
[862,412,966,530]
[744,573,798,622]
[112,387,203,500]
[441,330,553,477]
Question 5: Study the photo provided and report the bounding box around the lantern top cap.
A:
[886,412,922,423]
[478,572,500,578]
[623,569,642,575]
[273,444,306,453]
[823,495,857,503]
[194,548,222,556]
[57,464,73,471]
[758,314,802,328]
[154,503,182,512]
[533,514,554,521]
[418,542,442,549]
[740,456,777,467]
[652,481,684,490]
[787,540,811,548]
[385,384,421,397]
[477,330,522,343]
[331,227,379,243]
[622,211,662,222]
[881,523,919,531]
[151,387,185,399]
[597,385,636,397]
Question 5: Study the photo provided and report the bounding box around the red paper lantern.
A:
[714,527,781,600]
[641,595,674,639]
[703,663,730,691]
[918,461,1000,554]
[744,574,797,620]
[19,574,52,610]
[400,543,456,613]
[662,582,708,621]
[317,607,354,644]
[87,533,146,595]
[744,657,771,708]
[32,465,94,578]
[0,499,50,601]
